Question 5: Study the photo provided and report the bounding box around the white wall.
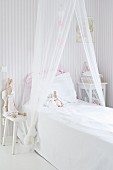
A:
[0,0,113,107]
[0,0,37,106]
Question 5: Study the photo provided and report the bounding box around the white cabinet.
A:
[77,83,107,105]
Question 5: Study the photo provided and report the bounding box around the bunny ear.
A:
[10,79,13,84]
[7,78,12,85]
[7,78,10,85]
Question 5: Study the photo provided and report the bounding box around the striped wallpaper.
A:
[0,0,113,107]
[0,0,37,107]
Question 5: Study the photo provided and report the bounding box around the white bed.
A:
[22,100,113,170]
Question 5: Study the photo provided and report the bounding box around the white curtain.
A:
[24,0,76,145]
[24,0,105,145]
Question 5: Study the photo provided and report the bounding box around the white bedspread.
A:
[22,100,113,170]
[41,100,113,143]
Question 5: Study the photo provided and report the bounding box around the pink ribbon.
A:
[25,67,65,87]
[25,73,32,87]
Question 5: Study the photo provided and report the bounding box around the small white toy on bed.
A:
[46,91,63,107]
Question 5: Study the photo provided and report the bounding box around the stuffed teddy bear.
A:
[2,78,27,118]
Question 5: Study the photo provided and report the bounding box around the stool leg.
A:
[23,121,28,134]
[2,118,8,146]
[12,122,18,155]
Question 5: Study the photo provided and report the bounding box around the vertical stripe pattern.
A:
[0,0,113,108]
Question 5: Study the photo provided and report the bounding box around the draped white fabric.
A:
[75,0,105,106]
[24,0,76,144]
[24,0,105,145]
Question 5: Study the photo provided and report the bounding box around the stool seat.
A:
[2,114,28,155]
[3,114,27,122]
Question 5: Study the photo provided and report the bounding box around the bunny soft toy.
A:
[2,78,27,118]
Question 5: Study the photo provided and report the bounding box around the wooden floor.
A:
[0,143,57,170]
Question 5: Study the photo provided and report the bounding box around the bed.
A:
[22,100,113,170]
[20,73,113,170]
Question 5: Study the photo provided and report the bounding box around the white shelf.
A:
[77,82,107,105]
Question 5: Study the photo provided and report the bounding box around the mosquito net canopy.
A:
[23,0,105,145]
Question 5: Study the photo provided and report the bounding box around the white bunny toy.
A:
[2,78,26,118]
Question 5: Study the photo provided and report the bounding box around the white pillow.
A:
[49,72,77,103]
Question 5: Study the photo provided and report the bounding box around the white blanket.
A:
[22,100,113,170]
[42,100,113,143]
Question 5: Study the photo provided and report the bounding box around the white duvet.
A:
[22,100,113,170]
[40,100,113,144]
[22,100,113,144]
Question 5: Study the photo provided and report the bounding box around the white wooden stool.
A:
[2,115,28,155]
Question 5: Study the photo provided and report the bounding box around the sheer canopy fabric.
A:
[75,0,105,106]
[24,0,105,145]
